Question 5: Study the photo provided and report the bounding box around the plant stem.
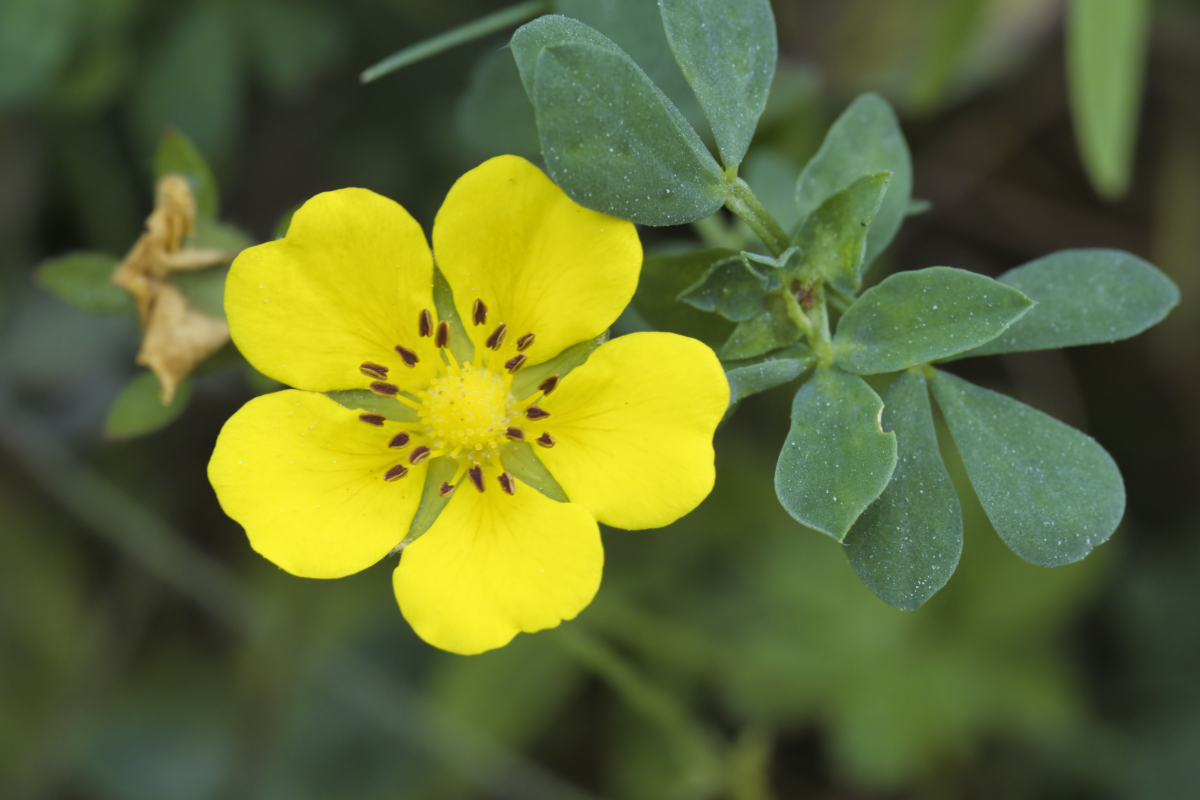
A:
[722,178,791,258]
[360,0,551,83]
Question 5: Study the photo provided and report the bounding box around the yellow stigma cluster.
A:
[418,362,512,456]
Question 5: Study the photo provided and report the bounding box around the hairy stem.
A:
[722,178,792,258]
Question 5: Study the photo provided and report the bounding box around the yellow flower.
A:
[207,156,728,654]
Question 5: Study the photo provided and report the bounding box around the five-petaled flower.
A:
[208,156,728,654]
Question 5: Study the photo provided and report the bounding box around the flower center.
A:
[355,300,562,499]
[418,363,511,456]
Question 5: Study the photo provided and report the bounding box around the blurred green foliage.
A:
[3,1,1200,799]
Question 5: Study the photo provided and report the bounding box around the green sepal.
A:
[952,249,1179,359]
[322,389,421,423]
[718,292,803,361]
[37,252,133,316]
[500,442,569,503]
[632,247,737,348]
[794,93,912,270]
[722,341,812,420]
[844,371,962,610]
[398,457,461,549]
[433,266,474,365]
[511,331,608,399]
[658,0,777,168]
[793,172,891,295]
[154,128,219,219]
[930,369,1124,567]
[774,366,898,540]
[105,371,192,439]
[833,267,1033,374]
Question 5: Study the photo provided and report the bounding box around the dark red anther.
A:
[505,427,525,441]
[394,345,419,367]
[538,375,559,395]
[468,464,485,492]
[360,361,389,380]
[384,464,408,481]
[504,354,527,373]
[526,406,550,421]
[485,323,507,350]
[359,413,386,426]
[472,299,487,326]
[409,445,431,465]
[438,481,457,498]
[435,320,450,349]
[536,432,556,448]
[418,309,433,338]
[497,472,516,495]
[370,381,399,397]
[388,432,410,449]
[516,333,535,351]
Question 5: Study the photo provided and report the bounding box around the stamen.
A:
[409,445,431,465]
[359,413,386,426]
[435,320,450,349]
[418,309,433,338]
[394,345,419,367]
[486,324,507,350]
[505,427,525,441]
[472,299,488,326]
[517,333,535,351]
[538,375,560,395]
[360,361,389,380]
[384,465,409,481]
[498,472,516,495]
[526,406,550,421]
[370,381,399,397]
[468,464,485,492]
[388,432,410,449]
[536,432,556,448]
[438,481,457,498]
[504,354,527,373]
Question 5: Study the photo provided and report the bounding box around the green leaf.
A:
[794,172,891,295]
[323,390,421,423]
[930,369,1124,567]
[167,267,228,320]
[555,0,710,140]
[844,371,962,610]
[433,266,474,365]
[775,367,897,540]
[455,47,541,161]
[37,252,133,316]
[513,22,725,225]
[155,129,219,219]
[500,442,569,502]
[833,267,1033,375]
[954,249,1179,358]
[658,0,776,168]
[105,372,192,439]
[679,254,772,322]
[511,331,609,398]
[719,292,802,360]
[723,341,812,415]
[632,248,738,349]
[1066,0,1150,199]
[794,93,912,269]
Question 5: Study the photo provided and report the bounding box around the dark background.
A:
[2,1,1199,798]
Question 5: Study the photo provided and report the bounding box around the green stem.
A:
[360,0,551,83]
[722,178,791,258]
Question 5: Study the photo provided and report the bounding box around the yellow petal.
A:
[531,332,728,530]
[394,480,602,655]
[225,188,438,392]
[208,390,425,578]
[433,156,641,366]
